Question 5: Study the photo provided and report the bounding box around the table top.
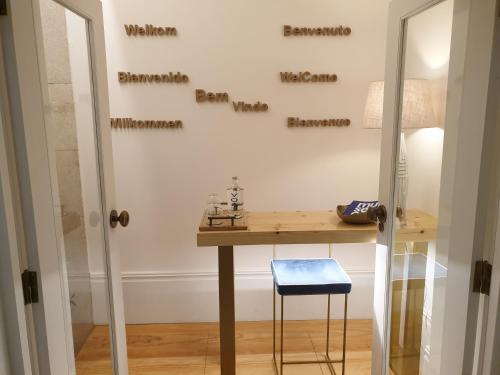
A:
[197,209,437,247]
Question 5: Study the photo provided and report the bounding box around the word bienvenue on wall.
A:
[283,25,352,37]
[195,89,269,112]
[111,118,183,129]
[287,117,351,128]
[118,71,189,84]
[124,24,177,36]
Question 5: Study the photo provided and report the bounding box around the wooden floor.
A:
[76,320,372,375]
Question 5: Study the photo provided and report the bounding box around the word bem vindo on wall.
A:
[280,72,338,83]
[111,118,183,129]
[118,72,189,83]
[124,24,177,36]
[283,25,352,36]
[287,117,351,127]
[195,89,269,112]
[195,89,229,103]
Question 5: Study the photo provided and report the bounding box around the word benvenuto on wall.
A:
[283,25,352,37]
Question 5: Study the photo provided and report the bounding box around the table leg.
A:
[218,245,235,374]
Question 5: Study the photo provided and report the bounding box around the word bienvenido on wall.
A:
[284,25,352,37]
[280,72,338,83]
[124,24,177,36]
[118,72,189,84]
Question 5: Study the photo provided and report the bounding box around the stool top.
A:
[271,258,352,296]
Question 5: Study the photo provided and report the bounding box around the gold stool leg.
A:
[273,283,278,375]
[342,294,348,375]
[280,295,284,375]
[326,294,331,357]
[325,294,336,375]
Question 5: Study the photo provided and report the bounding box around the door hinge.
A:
[22,270,39,305]
[473,260,492,296]
[0,0,6,16]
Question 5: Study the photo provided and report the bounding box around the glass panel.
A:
[38,0,113,373]
[390,1,453,374]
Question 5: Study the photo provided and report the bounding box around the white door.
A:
[476,19,500,371]
[480,194,500,374]
[372,0,499,374]
[4,0,128,373]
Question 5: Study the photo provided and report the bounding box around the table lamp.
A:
[362,79,438,223]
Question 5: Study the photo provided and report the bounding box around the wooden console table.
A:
[197,209,437,375]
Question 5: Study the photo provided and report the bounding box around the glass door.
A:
[387,3,452,374]
[372,0,498,374]
[5,0,128,373]
[38,2,118,373]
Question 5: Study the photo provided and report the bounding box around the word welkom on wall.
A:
[111,22,353,129]
[124,24,177,36]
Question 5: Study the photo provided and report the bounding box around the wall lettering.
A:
[232,101,269,112]
[111,118,183,129]
[280,72,338,83]
[196,89,229,103]
[284,25,351,37]
[287,117,351,128]
[118,71,189,84]
[124,24,177,36]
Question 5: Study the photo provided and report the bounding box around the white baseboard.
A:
[91,270,374,324]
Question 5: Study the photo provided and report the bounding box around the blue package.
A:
[343,200,379,216]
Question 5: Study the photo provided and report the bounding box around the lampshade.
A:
[362,79,438,129]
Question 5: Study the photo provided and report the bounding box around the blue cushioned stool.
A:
[271,259,352,375]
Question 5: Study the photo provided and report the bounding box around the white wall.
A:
[102,0,390,323]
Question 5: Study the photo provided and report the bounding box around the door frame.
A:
[3,0,128,373]
[0,25,35,374]
[374,0,499,374]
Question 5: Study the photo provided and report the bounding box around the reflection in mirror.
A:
[39,0,113,373]
[389,1,453,375]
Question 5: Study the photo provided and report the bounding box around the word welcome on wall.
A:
[280,72,338,83]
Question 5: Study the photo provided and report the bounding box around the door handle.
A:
[110,210,130,228]
[367,205,387,232]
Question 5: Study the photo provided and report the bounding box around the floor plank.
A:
[76,319,372,374]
